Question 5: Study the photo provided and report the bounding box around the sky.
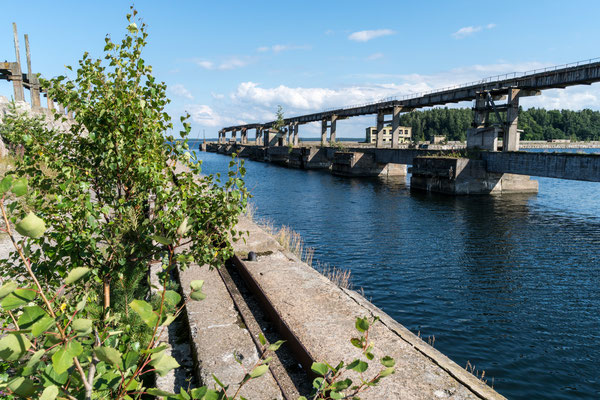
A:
[2,0,600,138]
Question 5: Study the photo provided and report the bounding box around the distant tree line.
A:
[397,107,600,142]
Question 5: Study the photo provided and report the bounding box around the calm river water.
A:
[194,147,600,399]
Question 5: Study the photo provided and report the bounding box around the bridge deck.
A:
[223,59,600,130]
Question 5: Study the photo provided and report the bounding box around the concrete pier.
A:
[410,157,538,195]
[332,151,407,177]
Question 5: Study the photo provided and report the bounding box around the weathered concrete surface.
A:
[411,157,538,195]
[233,215,505,400]
[178,262,284,399]
[483,151,600,182]
[332,151,408,177]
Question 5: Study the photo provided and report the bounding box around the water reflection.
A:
[195,149,600,400]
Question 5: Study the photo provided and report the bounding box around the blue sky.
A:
[2,0,600,138]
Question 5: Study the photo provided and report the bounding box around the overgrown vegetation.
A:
[398,107,600,142]
[0,9,394,400]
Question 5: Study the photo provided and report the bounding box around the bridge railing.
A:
[323,57,600,113]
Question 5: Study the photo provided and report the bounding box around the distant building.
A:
[431,135,446,144]
[365,126,412,144]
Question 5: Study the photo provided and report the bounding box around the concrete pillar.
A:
[391,106,401,148]
[286,125,291,145]
[293,123,299,146]
[505,88,521,151]
[255,127,262,144]
[11,23,25,102]
[321,119,328,145]
[473,93,488,129]
[376,111,384,148]
[330,115,337,143]
[231,128,237,143]
[46,94,54,110]
[241,128,247,144]
[24,34,41,109]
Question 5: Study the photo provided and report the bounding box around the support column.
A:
[11,23,25,102]
[321,119,328,145]
[256,127,262,145]
[46,93,54,110]
[286,125,291,145]
[293,123,299,146]
[505,88,521,152]
[391,106,401,148]
[330,115,337,143]
[241,128,247,144]
[376,111,384,148]
[473,93,488,129]
[231,128,237,143]
[24,34,41,109]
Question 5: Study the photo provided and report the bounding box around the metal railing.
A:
[323,57,600,113]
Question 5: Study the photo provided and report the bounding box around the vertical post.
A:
[474,93,488,129]
[286,125,291,145]
[12,23,25,102]
[241,128,247,144]
[231,128,237,143]
[255,127,261,145]
[391,106,401,148]
[376,111,384,148]
[330,115,337,143]
[293,123,299,146]
[505,88,521,151]
[321,119,328,145]
[46,93,54,110]
[24,34,41,108]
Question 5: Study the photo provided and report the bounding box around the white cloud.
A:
[366,52,384,61]
[348,29,395,42]
[452,23,496,39]
[194,57,251,71]
[257,44,311,53]
[169,83,193,100]
[211,92,225,99]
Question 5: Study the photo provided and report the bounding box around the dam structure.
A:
[214,58,600,194]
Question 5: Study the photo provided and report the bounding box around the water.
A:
[193,147,600,399]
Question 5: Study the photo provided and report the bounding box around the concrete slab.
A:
[178,263,284,399]
[232,216,506,400]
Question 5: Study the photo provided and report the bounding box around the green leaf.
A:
[380,356,395,368]
[350,337,363,349]
[1,288,36,310]
[249,364,269,378]
[267,340,285,352]
[366,352,374,360]
[347,359,368,373]
[164,290,181,306]
[189,280,204,291]
[17,305,46,329]
[7,377,35,397]
[129,299,158,328]
[65,267,90,285]
[176,217,190,237]
[150,350,180,377]
[11,178,28,197]
[0,281,18,299]
[15,212,46,238]
[0,175,13,194]
[330,391,343,399]
[311,362,328,376]
[23,349,45,375]
[72,318,93,336]
[31,315,55,337]
[212,374,225,388]
[0,333,31,361]
[146,388,176,396]
[331,378,352,391]
[52,348,74,375]
[189,291,206,301]
[355,317,369,333]
[151,235,173,245]
[258,332,266,346]
[379,367,395,377]
[94,346,123,368]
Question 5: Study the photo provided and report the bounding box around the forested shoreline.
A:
[397,107,600,142]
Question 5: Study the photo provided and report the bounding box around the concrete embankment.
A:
[177,214,506,399]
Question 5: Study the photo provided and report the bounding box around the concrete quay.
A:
[238,216,505,399]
